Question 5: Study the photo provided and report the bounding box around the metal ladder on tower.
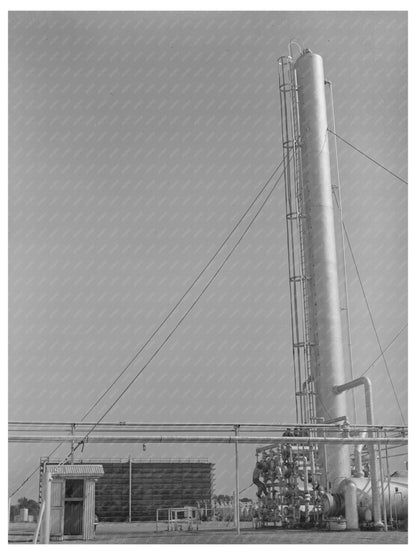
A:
[278,54,316,426]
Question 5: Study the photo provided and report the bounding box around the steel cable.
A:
[9,160,286,497]
[58,164,288,465]
[327,129,407,185]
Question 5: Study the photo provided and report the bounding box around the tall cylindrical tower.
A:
[295,50,350,487]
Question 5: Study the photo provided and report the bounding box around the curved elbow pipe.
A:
[333,376,374,427]
[333,377,383,529]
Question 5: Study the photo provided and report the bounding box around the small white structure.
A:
[156,506,199,532]
[41,464,104,541]
[20,508,29,522]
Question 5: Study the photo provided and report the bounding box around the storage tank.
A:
[322,475,408,523]
[19,508,29,522]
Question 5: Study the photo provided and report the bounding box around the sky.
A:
[8,11,407,502]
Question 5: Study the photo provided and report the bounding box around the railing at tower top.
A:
[278,56,316,425]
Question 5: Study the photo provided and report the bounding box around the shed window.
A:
[65,479,84,499]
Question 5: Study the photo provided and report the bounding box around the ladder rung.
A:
[289,275,307,283]
[286,212,300,220]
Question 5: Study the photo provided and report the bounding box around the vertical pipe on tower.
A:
[294,50,350,488]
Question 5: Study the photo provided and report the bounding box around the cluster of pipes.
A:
[253,441,319,527]
[253,432,408,530]
[255,47,408,531]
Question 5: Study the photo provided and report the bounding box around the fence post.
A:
[40,472,51,544]
[128,455,132,523]
[234,425,240,535]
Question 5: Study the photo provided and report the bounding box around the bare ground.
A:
[9,521,408,544]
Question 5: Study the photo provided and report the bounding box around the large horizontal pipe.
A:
[8,421,408,433]
[10,426,406,435]
[9,420,407,429]
[8,435,407,445]
[9,421,328,426]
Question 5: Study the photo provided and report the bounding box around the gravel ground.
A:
[9,521,408,544]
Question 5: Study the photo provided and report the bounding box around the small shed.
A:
[43,464,104,541]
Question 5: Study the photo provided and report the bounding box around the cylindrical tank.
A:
[20,507,29,522]
[322,476,408,522]
[294,50,350,487]
[354,476,408,523]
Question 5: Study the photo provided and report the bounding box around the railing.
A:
[156,506,199,532]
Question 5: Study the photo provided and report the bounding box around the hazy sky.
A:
[9,11,407,501]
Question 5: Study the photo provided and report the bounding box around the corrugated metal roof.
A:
[46,464,104,476]
[46,457,211,464]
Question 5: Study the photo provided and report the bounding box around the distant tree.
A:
[17,497,29,509]
[10,504,20,521]
[17,497,39,516]
[27,499,40,515]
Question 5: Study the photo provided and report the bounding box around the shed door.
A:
[64,479,84,535]
[50,480,64,536]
